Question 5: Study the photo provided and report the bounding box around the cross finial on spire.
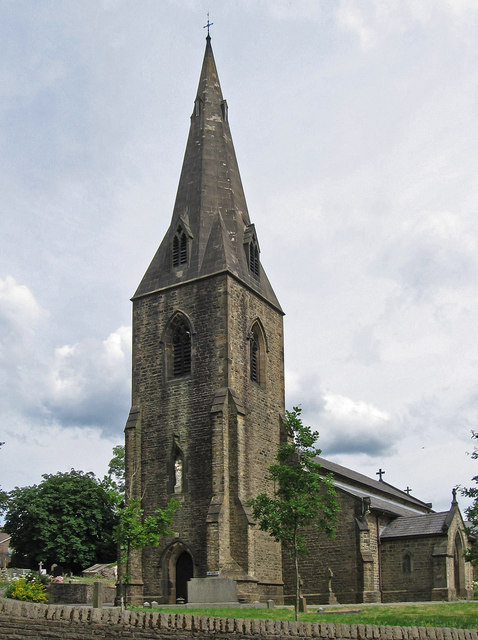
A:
[203,12,213,38]
[404,486,412,495]
[376,468,385,481]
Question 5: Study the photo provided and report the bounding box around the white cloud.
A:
[0,275,43,332]
[45,326,131,432]
[1,416,119,493]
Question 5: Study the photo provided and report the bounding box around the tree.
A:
[248,407,339,620]
[106,444,125,495]
[115,496,179,607]
[460,431,478,565]
[103,443,180,607]
[3,470,116,573]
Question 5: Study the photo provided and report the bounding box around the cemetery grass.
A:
[144,602,478,629]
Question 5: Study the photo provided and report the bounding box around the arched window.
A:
[249,322,265,385]
[250,331,259,383]
[248,239,260,277]
[402,552,412,574]
[243,225,260,279]
[163,312,193,380]
[171,316,191,377]
[172,225,188,268]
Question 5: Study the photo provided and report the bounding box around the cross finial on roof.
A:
[203,12,213,38]
[404,486,412,495]
[376,468,385,481]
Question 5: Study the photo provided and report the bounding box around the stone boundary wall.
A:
[1,598,477,640]
[47,581,116,604]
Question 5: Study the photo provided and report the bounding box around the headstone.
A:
[187,577,238,604]
[267,599,274,609]
[93,581,104,609]
[299,596,307,612]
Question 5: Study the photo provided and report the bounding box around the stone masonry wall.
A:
[282,491,362,604]
[131,275,229,601]
[1,599,475,640]
[129,272,285,602]
[380,536,436,602]
[226,276,284,590]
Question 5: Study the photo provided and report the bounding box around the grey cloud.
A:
[373,221,476,302]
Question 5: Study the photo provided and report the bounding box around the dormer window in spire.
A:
[172,225,188,268]
[249,239,260,277]
[194,97,203,117]
[221,100,228,122]
[243,225,260,279]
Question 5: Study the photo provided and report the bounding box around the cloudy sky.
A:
[1,0,478,514]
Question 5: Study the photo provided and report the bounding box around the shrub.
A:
[5,575,47,603]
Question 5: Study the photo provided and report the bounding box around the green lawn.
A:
[142,602,478,630]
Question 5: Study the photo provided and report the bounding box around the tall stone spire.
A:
[133,36,281,312]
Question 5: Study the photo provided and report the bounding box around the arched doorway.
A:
[176,551,193,602]
[162,541,194,603]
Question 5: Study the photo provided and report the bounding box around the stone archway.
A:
[162,541,194,603]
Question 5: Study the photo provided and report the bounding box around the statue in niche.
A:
[174,457,183,493]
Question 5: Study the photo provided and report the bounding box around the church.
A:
[123,34,473,605]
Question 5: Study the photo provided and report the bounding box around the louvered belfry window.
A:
[172,316,191,377]
[173,225,188,268]
[249,240,260,277]
[250,331,259,383]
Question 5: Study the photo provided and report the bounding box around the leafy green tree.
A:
[115,496,179,607]
[103,443,180,607]
[461,431,478,565]
[248,407,339,620]
[106,444,125,495]
[3,470,116,573]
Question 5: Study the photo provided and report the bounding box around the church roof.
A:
[317,457,433,516]
[380,512,450,538]
[133,36,281,312]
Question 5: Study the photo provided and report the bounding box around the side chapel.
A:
[123,34,473,605]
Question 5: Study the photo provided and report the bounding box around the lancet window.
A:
[168,314,192,378]
[243,225,260,279]
[248,239,260,277]
[250,322,265,385]
[172,225,188,268]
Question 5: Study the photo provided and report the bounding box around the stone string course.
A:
[1,599,477,640]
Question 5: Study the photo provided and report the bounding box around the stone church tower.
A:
[124,35,285,604]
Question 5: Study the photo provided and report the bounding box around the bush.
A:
[5,575,47,602]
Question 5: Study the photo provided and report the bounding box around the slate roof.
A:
[381,512,449,538]
[317,457,433,515]
[133,36,281,312]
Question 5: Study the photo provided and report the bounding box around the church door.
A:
[175,551,193,602]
